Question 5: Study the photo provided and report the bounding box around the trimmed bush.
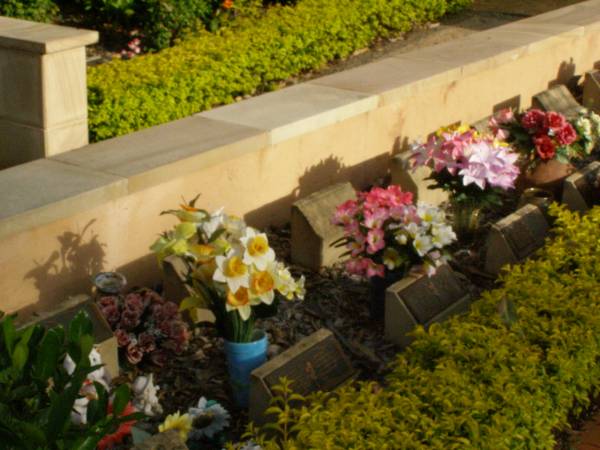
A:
[240,205,600,449]
[87,0,473,141]
[0,0,58,22]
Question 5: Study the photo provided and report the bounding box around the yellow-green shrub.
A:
[87,0,472,141]
[242,205,600,449]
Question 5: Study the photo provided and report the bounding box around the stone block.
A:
[0,16,98,54]
[385,264,471,348]
[583,70,600,113]
[0,47,43,127]
[484,204,549,275]
[249,328,355,425]
[390,152,448,206]
[562,161,600,213]
[532,85,583,118]
[290,182,356,270]
[19,295,119,378]
[471,116,492,135]
[41,47,88,128]
[200,83,378,145]
[132,430,187,450]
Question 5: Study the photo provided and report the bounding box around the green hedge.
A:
[245,204,600,449]
[87,0,472,141]
[0,0,58,22]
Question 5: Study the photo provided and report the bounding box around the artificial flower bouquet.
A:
[97,288,190,366]
[332,185,456,279]
[151,197,305,343]
[489,108,600,168]
[410,124,520,210]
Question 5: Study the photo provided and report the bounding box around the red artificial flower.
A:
[521,109,546,131]
[534,135,556,160]
[556,122,578,146]
[544,111,567,132]
[97,402,137,450]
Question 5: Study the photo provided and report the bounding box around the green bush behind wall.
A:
[238,204,600,449]
[87,0,473,142]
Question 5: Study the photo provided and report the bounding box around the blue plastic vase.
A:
[224,330,268,408]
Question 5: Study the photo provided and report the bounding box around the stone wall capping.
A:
[528,0,600,34]
[0,16,98,54]
[198,83,379,145]
[53,115,269,193]
[0,159,127,241]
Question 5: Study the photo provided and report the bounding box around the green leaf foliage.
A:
[239,204,600,449]
[0,310,136,449]
[87,0,473,141]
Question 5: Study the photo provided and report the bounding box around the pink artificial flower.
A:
[556,123,578,146]
[124,293,144,313]
[126,343,144,365]
[138,332,157,353]
[365,261,385,278]
[114,329,131,348]
[100,304,121,327]
[345,258,370,277]
[143,289,164,305]
[363,207,389,229]
[332,199,358,225]
[346,235,366,257]
[366,229,385,255]
[120,308,141,330]
[521,109,546,131]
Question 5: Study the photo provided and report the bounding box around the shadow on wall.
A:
[244,152,393,228]
[21,220,106,318]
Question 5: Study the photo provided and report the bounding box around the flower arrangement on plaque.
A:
[332,185,456,317]
[410,124,520,237]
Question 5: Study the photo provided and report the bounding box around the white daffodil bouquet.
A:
[151,197,305,343]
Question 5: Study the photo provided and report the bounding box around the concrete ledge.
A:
[0,159,127,241]
[54,116,269,193]
[2,0,600,313]
[0,16,98,54]
[199,84,379,145]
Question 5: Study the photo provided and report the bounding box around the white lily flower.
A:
[413,233,433,257]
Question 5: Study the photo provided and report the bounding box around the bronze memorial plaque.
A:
[532,85,582,119]
[400,264,467,324]
[484,204,549,275]
[249,329,355,424]
[385,264,472,348]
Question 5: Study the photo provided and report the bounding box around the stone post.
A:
[0,16,98,169]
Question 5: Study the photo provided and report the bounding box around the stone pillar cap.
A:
[0,16,98,54]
